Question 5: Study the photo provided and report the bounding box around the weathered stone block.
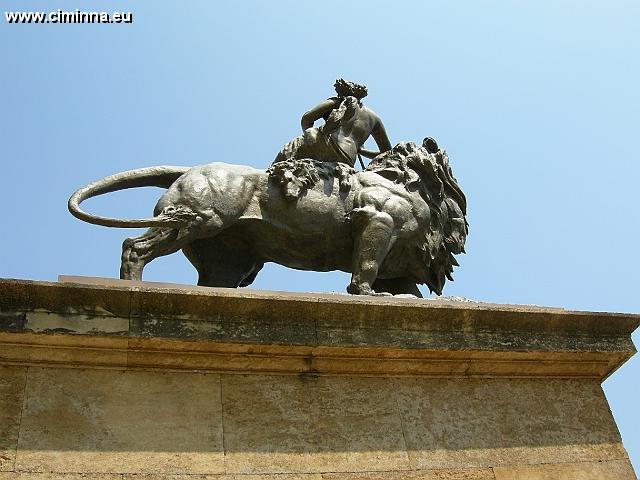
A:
[221,374,410,474]
[15,368,225,474]
[394,377,626,469]
[0,366,27,472]
[0,474,122,480]
[0,332,128,369]
[25,311,128,336]
[320,469,495,479]
[493,459,636,479]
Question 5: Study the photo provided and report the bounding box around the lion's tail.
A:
[68,166,190,228]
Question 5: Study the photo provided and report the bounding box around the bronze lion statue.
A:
[68,141,467,297]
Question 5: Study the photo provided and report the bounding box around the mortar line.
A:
[390,376,412,469]
[13,365,30,472]
[219,373,227,474]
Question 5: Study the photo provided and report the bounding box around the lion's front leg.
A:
[347,206,394,296]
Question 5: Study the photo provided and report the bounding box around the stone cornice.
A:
[0,277,637,379]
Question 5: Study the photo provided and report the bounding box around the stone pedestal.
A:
[0,277,638,479]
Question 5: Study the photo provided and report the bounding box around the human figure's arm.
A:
[359,148,381,159]
[301,99,338,131]
[359,117,392,159]
[371,117,392,153]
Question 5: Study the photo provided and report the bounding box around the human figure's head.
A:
[334,79,368,100]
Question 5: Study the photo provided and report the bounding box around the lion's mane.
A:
[366,142,468,294]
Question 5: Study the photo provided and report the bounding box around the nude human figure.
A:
[274,79,392,167]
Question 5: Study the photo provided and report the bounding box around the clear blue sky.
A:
[2,0,639,471]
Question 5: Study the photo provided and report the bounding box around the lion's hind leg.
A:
[120,226,195,281]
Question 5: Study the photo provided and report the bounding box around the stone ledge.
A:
[0,277,638,379]
[0,460,634,478]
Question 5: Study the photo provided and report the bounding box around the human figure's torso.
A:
[324,98,380,163]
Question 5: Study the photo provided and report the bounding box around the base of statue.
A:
[0,277,637,479]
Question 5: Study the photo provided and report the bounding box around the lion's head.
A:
[367,141,468,294]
